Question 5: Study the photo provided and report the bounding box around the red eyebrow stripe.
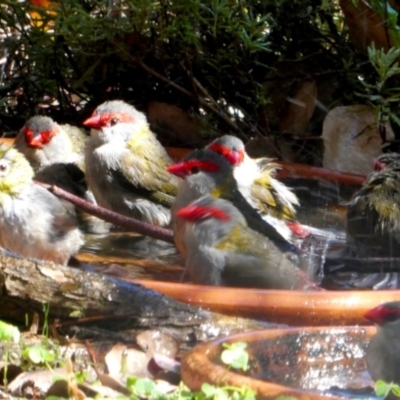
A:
[99,112,134,124]
[83,112,134,128]
[40,129,56,144]
[167,160,220,177]
[23,127,56,148]
[183,159,220,172]
[176,204,230,222]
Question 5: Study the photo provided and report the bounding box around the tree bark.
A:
[0,250,267,344]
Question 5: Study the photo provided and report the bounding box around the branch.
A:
[117,46,241,134]
[37,182,174,244]
[0,249,268,344]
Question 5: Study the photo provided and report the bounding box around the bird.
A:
[83,100,178,227]
[167,148,296,257]
[0,145,83,265]
[322,153,400,290]
[346,155,400,257]
[365,301,400,385]
[15,115,87,172]
[208,135,299,218]
[15,115,109,234]
[373,152,400,172]
[207,135,302,241]
[175,195,314,289]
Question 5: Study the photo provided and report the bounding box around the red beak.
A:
[83,115,102,130]
[27,137,43,149]
[24,128,43,149]
[225,150,244,165]
[167,163,187,178]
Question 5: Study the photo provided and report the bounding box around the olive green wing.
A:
[113,135,178,208]
[252,175,296,220]
[347,170,400,255]
[213,179,295,251]
[349,169,400,231]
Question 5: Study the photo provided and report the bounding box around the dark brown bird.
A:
[346,153,400,257]
[365,301,400,385]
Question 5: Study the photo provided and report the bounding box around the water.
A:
[73,178,391,399]
[211,327,380,399]
[78,232,183,282]
[74,176,400,291]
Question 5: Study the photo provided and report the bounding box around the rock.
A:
[322,105,394,175]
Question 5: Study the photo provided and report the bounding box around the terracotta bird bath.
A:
[182,325,376,400]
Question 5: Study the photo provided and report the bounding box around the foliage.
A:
[1,0,400,145]
[0,0,355,135]
[357,43,400,127]
[0,318,256,400]
[112,341,255,400]
[0,320,20,343]
[375,379,400,398]
[220,342,249,371]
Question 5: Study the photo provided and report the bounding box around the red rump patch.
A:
[364,303,400,324]
[286,222,310,238]
[83,112,134,129]
[24,127,56,149]
[167,160,220,177]
[176,204,230,222]
[374,160,386,171]
[209,143,244,165]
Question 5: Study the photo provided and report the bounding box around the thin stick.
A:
[116,45,241,134]
[38,182,175,244]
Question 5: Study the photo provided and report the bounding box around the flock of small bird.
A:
[4,100,400,386]
[1,99,400,291]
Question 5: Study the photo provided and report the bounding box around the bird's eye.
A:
[109,118,119,126]
[0,161,9,175]
[191,166,200,174]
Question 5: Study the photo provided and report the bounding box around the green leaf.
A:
[201,383,217,397]
[22,345,55,364]
[221,342,249,371]
[375,380,394,398]
[213,388,230,400]
[391,384,400,397]
[239,386,257,400]
[0,320,20,343]
[134,378,156,396]
[388,111,400,127]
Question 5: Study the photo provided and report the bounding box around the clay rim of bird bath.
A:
[181,325,377,400]
[0,138,365,185]
[133,280,400,326]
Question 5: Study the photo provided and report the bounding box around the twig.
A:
[253,127,282,158]
[186,68,220,110]
[139,60,239,131]
[116,45,241,134]
[38,182,174,244]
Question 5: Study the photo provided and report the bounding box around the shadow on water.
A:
[78,232,184,282]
